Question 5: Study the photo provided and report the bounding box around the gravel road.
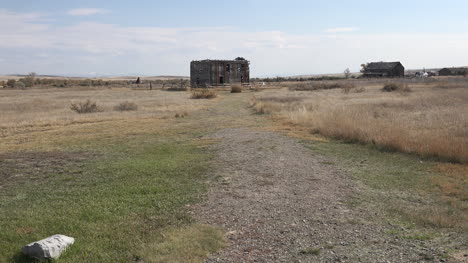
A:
[193,127,462,263]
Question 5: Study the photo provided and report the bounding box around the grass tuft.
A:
[230,85,242,93]
[70,100,103,114]
[382,82,411,93]
[191,89,218,99]
[166,86,188,91]
[114,101,138,111]
[139,224,225,263]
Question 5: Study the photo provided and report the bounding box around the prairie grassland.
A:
[251,80,468,164]
[0,86,225,262]
[0,87,213,138]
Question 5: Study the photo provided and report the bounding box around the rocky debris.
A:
[22,234,75,260]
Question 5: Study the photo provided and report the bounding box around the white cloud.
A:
[1,9,468,76]
[325,27,360,33]
[67,8,109,16]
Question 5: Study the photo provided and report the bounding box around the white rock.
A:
[22,234,75,260]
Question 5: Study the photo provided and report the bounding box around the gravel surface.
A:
[193,127,464,263]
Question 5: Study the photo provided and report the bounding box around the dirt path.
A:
[191,92,460,262]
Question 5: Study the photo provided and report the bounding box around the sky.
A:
[1,0,468,77]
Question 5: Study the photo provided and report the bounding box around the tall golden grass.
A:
[191,89,218,99]
[251,80,468,163]
[0,87,211,137]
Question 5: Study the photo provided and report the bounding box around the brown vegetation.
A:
[230,85,242,93]
[289,81,354,92]
[166,86,188,91]
[191,89,218,99]
[382,82,411,93]
[0,87,211,138]
[251,80,468,164]
[70,100,103,114]
[114,101,138,111]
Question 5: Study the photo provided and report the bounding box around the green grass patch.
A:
[139,224,225,263]
[305,140,467,231]
[403,233,433,241]
[0,139,223,262]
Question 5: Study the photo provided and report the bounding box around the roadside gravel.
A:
[192,127,461,263]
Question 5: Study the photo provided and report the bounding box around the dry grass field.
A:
[251,79,468,164]
[0,87,211,138]
[0,85,224,262]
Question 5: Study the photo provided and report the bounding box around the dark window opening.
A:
[219,76,224,84]
[226,64,230,72]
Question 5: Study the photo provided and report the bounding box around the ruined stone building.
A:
[362,62,405,77]
[190,58,250,87]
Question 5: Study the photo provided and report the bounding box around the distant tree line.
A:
[0,73,189,90]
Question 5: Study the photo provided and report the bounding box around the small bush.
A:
[382,83,411,93]
[114,101,138,111]
[22,72,36,87]
[166,86,188,91]
[191,89,217,99]
[15,81,26,89]
[175,112,189,118]
[230,85,242,93]
[70,100,103,114]
[6,79,16,88]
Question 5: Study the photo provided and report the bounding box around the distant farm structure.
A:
[362,62,405,78]
[190,58,250,88]
[438,67,468,76]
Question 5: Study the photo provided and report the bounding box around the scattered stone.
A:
[22,234,75,260]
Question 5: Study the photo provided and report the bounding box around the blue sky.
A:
[1,0,468,76]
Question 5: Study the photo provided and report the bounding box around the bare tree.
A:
[344,68,351,79]
[23,72,37,87]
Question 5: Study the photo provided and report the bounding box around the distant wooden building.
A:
[190,58,250,87]
[438,67,468,76]
[362,62,405,77]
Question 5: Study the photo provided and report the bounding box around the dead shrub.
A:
[70,100,103,114]
[15,81,26,90]
[191,89,217,99]
[6,79,16,88]
[230,85,242,93]
[175,112,189,118]
[382,83,411,93]
[166,86,188,91]
[114,101,138,111]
